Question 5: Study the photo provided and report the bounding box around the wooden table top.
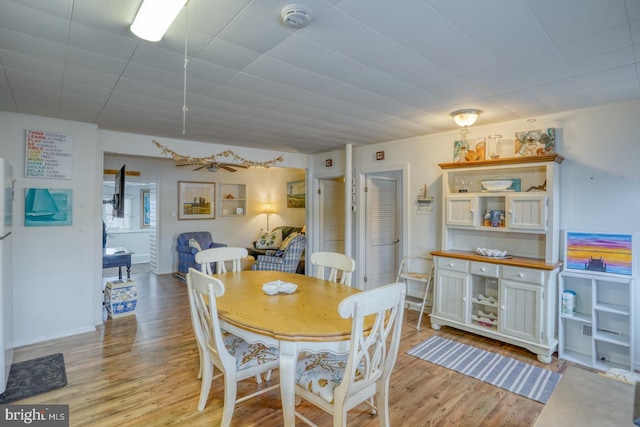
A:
[214,270,363,343]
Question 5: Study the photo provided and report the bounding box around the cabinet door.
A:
[445,195,478,227]
[434,269,469,323]
[506,194,547,231]
[499,280,543,342]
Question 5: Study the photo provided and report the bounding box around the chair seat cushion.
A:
[222,331,278,370]
[295,352,353,404]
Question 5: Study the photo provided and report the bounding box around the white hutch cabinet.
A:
[430,155,563,363]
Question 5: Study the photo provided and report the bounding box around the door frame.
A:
[354,161,410,289]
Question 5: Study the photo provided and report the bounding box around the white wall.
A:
[0,113,99,346]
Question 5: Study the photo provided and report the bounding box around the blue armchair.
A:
[176,231,227,275]
[251,234,306,273]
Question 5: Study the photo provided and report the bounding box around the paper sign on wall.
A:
[25,129,73,179]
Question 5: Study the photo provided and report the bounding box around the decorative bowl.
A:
[481,180,512,192]
[476,247,508,257]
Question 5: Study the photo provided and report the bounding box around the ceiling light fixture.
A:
[130,0,187,42]
[281,4,312,29]
[450,109,482,128]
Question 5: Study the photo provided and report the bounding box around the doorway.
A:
[102,179,157,273]
[318,177,346,254]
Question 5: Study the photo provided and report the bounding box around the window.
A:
[103,196,133,230]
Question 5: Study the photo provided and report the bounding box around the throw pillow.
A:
[255,228,283,249]
[188,238,202,251]
[279,232,299,250]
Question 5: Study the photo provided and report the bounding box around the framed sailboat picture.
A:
[24,188,73,226]
[563,230,633,278]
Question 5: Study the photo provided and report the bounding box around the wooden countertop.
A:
[430,249,562,271]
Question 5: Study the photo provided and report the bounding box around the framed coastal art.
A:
[563,231,634,278]
[24,188,73,227]
[453,137,485,162]
[178,181,215,220]
[141,189,150,228]
[286,180,305,208]
[515,127,555,157]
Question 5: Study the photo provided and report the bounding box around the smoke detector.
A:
[281,4,312,29]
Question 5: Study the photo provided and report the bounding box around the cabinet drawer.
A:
[470,261,499,277]
[436,257,469,273]
[501,266,544,285]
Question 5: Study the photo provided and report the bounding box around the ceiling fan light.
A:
[130,0,187,42]
[450,109,482,127]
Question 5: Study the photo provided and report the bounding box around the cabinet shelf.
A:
[558,271,634,371]
[594,302,629,315]
[219,183,247,217]
[560,312,591,323]
[593,331,630,347]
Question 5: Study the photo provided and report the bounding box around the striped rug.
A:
[407,336,561,404]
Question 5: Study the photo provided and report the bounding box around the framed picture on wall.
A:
[178,181,215,220]
[286,180,305,208]
[563,230,634,278]
[141,189,150,228]
[24,188,73,227]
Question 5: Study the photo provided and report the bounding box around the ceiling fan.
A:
[175,159,250,173]
[153,140,284,173]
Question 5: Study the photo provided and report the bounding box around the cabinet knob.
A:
[480,267,486,272]
[448,262,454,267]
[500,305,505,310]
[462,297,467,302]
[517,273,524,278]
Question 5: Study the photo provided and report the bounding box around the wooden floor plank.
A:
[11,270,566,426]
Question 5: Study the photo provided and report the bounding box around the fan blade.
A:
[218,164,237,172]
[192,165,208,171]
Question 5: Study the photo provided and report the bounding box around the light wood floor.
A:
[13,269,568,426]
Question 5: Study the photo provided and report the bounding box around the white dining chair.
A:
[193,246,254,380]
[195,246,249,275]
[186,268,280,425]
[294,282,406,427]
[309,251,356,286]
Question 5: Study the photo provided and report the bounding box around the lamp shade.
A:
[450,109,481,127]
[263,203,275,214]
[130,0,187,42]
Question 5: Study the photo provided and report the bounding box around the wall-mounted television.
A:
[112,165,125,218]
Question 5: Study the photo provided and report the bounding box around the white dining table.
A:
[214,270,367,426]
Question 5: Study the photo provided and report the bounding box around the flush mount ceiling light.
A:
[281,4,312,29]
[130,0,188,42]
[450,109,482,127]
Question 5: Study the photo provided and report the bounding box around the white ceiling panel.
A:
[0,0,639,153]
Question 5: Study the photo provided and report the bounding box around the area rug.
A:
[407,336,561,404]
[0,353,67,404]
[535,365,633,426]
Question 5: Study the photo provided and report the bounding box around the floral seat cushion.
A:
[222,331,279,370]
[295,352,363,404]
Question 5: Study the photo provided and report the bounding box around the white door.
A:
[319,177,345,253]
[363,173,401,290]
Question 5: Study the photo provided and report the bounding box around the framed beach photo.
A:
[141,189,150,228]
[178,181,215,220]
[286,180,305,208]
[563,230,634,278]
